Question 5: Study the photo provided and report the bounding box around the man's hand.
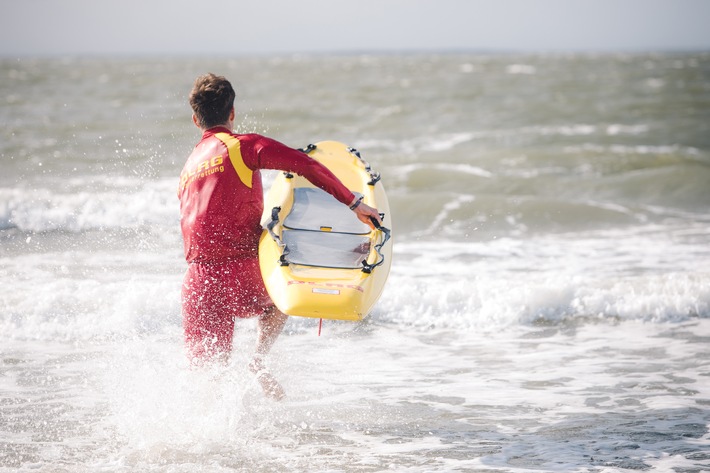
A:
[354,201,382,230]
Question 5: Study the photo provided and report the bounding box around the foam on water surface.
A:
[2,319,708,472]
[1,53,710,472]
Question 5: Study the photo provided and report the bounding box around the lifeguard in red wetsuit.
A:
[179,73,381,400]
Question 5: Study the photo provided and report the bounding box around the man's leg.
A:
[182,264,238,364]
[249,306,288,400]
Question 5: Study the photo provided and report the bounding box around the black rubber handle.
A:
[369,213,385,229]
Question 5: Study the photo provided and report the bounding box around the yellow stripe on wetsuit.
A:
[215,132,253,188]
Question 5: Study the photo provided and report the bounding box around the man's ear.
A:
[192,114,200,128]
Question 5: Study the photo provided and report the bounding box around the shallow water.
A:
[1,53,709,472]
[2,320,708,472]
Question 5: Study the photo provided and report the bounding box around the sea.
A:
[1,52,709,472]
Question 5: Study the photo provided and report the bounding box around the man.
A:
[178,73,381,400]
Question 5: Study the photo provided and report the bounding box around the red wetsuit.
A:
[178,128,355,360]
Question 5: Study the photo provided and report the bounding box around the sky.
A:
[1,0,710,57]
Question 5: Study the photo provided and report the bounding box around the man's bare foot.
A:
[249,357,285,401]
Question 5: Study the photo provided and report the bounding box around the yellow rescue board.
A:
[258,141,392,321]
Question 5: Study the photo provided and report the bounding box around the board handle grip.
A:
[369,213,385,229]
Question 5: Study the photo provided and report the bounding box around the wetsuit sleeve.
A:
[252,136,356,206]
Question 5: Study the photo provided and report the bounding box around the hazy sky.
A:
[1,0,709,56]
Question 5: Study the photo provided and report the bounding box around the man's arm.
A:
[255,137,382,228]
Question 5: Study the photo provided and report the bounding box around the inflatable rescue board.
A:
[258,141,392,321]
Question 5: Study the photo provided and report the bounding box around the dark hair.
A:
[189,73,236,129]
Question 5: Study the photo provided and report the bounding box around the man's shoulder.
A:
[233,132,270,143]
[234,133,288,153]
[201,131,273,149]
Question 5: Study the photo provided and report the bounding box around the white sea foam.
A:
[0,178,179,232]
[4,224,706,346]
[0,250,183,341]
[51,317,709,473]
[381,229,710,329]
[357,132,476,155]
[2,53,709,473]
[506,64,536,75]
[563,143,702,157]
[606,123,650,135]
[397,162,492,178]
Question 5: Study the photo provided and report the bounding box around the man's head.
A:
[189,73,236,130]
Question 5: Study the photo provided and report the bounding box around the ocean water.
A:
[1,53,709,472]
